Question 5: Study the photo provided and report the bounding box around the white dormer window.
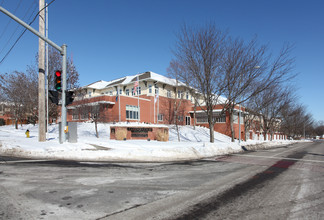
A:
[155,84,159,94]
[177,90,183,99]
[149,84,152,93]
[167,90,171,98]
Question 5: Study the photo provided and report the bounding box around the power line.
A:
[0,0,57,65]
[0,1,38,55]
[0,0,23,41]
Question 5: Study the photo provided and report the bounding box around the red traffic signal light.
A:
[55,70,62,91]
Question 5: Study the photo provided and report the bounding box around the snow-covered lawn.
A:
[0,122,298,162]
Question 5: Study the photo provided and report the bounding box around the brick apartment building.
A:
[0,102,14,125]
[67,71,247,140]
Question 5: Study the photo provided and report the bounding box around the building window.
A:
[72,109,79,120]
[126,105,139,120]
[131,88,135,96]
[186,92,189,100]
[167,90,171,98]
[158,114,163,121]
[215,115,226,123]
[149,84,152,93]
[119,89,123,95]
[177,115,183,122]
[137,87,141,95]
[126,89,129,96]
[80,108,89,120]
[88,92,92,97]
[196,117,208,123]
[155,84,159,94]
[109,91,112,95]
[196,114,226,124]
[177,90,183,99]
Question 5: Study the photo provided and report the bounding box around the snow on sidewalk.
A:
[0,123,298,162]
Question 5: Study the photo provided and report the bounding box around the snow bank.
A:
[0,123,298,162]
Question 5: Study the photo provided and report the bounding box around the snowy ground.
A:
[0,122,299,162]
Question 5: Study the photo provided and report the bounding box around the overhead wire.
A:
[0,0,23,41]
[0,0,38,55]
[0,0,57,65]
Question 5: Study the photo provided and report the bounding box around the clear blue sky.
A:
[0,0,323,122]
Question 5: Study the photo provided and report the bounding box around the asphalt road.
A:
[0,141,323,220]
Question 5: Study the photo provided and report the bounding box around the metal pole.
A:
[60,44,67,144]
[118,85,121,122]
[137,76,140,123]
[45,3,49,133]
[239,105,241,144]
[38,0,46,142]
[239,74,242,144]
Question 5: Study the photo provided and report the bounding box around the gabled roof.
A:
[83,71,186,90]
[85,80,111,89]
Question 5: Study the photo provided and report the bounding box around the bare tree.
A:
[221,37,266,141]
[72,88,105,138]
[222,37,296,142]
[314,121,324,137]
[259,85,294,140]
[167,59,186,141]
[281,103,314,139]
[171,23,228,143]
[171,22,296,143]
[0,70,38,128]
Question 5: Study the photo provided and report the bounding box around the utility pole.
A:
[38,0,46,142]
[0,5,67,144]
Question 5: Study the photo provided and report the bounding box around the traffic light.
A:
[49,90,59,105]
[66,91,74,106]
[55,70,62,91]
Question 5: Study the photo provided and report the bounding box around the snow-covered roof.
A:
[189,109,223,114]
[82,71,187,90]
[67,101,115,109]
[149,72,186,87]
[82,71,230,106]
[84,80,109,89]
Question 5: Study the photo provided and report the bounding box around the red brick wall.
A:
[66,94,248,139]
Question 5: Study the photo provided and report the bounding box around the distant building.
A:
[66,71,251,140]
[0,102,14,125]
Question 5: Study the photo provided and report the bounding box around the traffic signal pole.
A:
[61,45,67,144]
[0,5,67,144]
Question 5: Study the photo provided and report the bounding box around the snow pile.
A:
[0,123,297,162]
